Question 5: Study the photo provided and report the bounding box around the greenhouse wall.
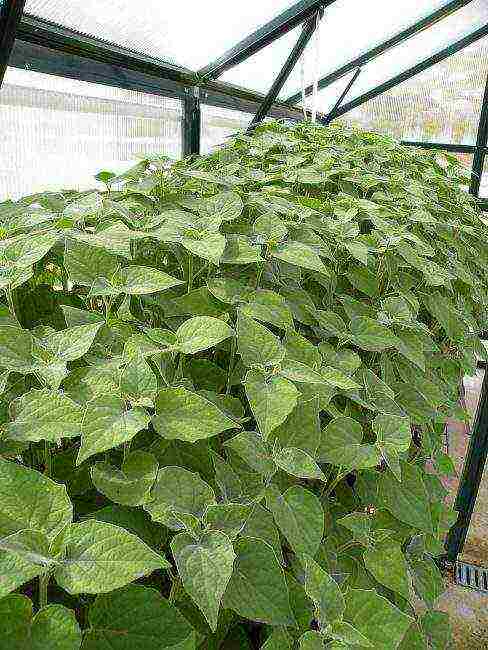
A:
[0,67,183,200]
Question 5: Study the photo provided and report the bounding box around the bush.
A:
[0,120,485,648]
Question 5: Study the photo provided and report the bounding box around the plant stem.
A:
[6,289,17,322]
[168,577,181,603]
[39,572,49,609]
[187,255,193,294]
[325,469,346,497]
[123,441,131,462]
[226,338,236,395]
[44,441,51,477]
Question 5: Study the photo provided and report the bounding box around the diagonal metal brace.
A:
[248,8,324,131]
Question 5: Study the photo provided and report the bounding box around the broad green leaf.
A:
[271,398,320,456]
[171,531,235,631]
[64,240,119,287]
[317,417,380,470]
[2,231,58,268]
[379,464,433,532]
[144,466,215,530]
[237,312,284,368]
[182,233,226,265]
[224,431,276,476]
[364,541,411,599]
[241,505,283,563]
[372,414,411,480]
[200,191,243,221]
[408,556,444,607]
[266,484,324,556]
[253,213,287,241]
[421,610,451,649]
[40,322,103,361]
[261,629,293,650]
[344,589,413,650]
[0,548,45,598]
[240,289,294,330]
[298,631,324,649]
[55,520,169,594]
[349,317,399,352]
[152,388,237,442]
[77,395,150,465]
[72,220,133,258]
[314,310,347,337]
[114,265,183,295]
[61,305,105,328]
[337,512,373,546]
[91,451,158,507]
[0,595,32,650]
[31,604,82,650]
[175,316,234,354]
[329,620,373,647]
[204,503,250,539]
[302,555,345,627]
[4,389,83,442]
[82,584,195,649]
[273,447,326,481]
[0,458,72,539]
[222,234,262,264]
[223,537,295,626]
[284,330,322,368]
[120,356,158,403]
[0,325,35,372]
[320,366,361,390]
[279,360,330,385]
[244,370,298,439]
[271,241,327,273]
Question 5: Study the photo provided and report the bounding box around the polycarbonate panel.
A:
[0,68,182,201]
[282,0,451,99]
[201,105,252,154]
[25,0,297,70]
[220,26,301,94]
[297,70,359,118]
[338,0,488,104]
[337,38,488,145]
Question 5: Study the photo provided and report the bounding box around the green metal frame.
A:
[249,8,323,130]
[470,70,488,196]
[198,0,333,81]
[0,0,25,86]
[286,0,475,105]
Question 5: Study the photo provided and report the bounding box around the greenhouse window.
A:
[200,104,252,154]
[337,37,488,145]
[0,67,182,200]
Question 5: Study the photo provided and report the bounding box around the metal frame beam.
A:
[330,24,488,120]
[12,21,308,122]
[249,9,322,130]
[286,0,474,105]
[198,0,335,81]
[321,67,361,125]
[401,141,477,154]
[183,87,201,156]
[445,369,488,562]
[0,0,25,87]
[470,70,488,196]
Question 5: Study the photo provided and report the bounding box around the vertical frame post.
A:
[183,86,201,157]
[445,369,488,562]
[248,7,323,131]
[470,70,488,197]
[0,0,26,87]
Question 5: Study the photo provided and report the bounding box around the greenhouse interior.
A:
[2,1,488,648]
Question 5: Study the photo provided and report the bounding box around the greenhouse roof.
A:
[3,0,484,114]
[1,0,488,196]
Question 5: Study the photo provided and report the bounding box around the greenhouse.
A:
[1,1,488,648]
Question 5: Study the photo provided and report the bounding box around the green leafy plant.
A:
[0,120,484,649]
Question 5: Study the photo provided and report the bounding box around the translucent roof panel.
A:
[338,37,488,146]
[297,70,359,117]
[25,0,297,70]
[220,27,301,95]
[312,0,488,108]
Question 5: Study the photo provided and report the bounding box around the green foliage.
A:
[1,119,481,647]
